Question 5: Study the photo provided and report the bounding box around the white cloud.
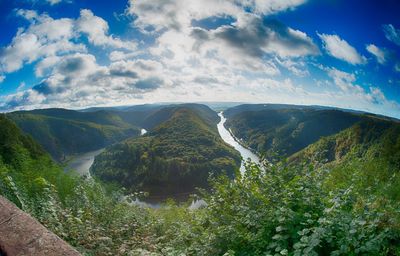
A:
[395,63,400,73]
[366,44,387,64]
[238,0,307,14]
[383,24,400,46]
[318,33,366,65]
[127,0,241,33]
[0,9,137,75]
[3,53,166,110]
[2,0,399,119]
[127,0,318,83]
[109,50,141,61]
[76,9,136,50]
[275,57,309,76]
[46,0,63,5]
[17,82,26,91]
[127,0,307,33]
[35,56,61,77]
[327,67,361,92]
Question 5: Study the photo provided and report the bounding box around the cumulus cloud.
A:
[127,0,240,32]
[149,14,317,77]
[127,0,318,60]
[76,9,136,50]
[134,77,163,89]
[318,33,366,65]
[212,17,319,58]
[383,24,400,46]
[2,53,165,110]
[2,0,399,119]
[0,12,85,73]
[275,58,309,76]
[127,0,317,82]
[366,44,387,64]
[0,9,136,75]
[127,0,307,33]
[327,67,362,92]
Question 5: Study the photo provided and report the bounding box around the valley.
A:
[217,112,261,173]
[1,103,399,255]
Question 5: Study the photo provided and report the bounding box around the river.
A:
[64,129,148,176]
[217,112,261,173]
[65,113,260,207]
[64,148,105,176]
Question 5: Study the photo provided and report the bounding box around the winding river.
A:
[64,148,105,176]
[65,113,260,207]
[217,112,261,173]
[64,129,147,175]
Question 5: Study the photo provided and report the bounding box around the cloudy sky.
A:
[0,0,400,118]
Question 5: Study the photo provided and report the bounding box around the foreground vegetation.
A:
[1,112,399,255]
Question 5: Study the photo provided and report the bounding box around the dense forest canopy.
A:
[91,105,241,198]
[8,109,140,161]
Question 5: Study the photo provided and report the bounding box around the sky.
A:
[0,0,399,118]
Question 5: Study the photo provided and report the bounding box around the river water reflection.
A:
[65,113,260,208]
[217,112,261,173]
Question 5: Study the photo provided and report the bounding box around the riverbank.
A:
[217,112,261,173]
[64,114,261,207]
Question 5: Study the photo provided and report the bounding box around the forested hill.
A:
[0,114,68,207]
[110,103,219,130]
[290,116,400,168]
[1,105,400,255]
[223,104,373,161]
[7,109,140,161]
[91,105,241,198]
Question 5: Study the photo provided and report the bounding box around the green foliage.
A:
[224,107,364,161]
[92,107,241,198]
[144,158,399,255]
[8,109,140,161]
[1,108,400,256]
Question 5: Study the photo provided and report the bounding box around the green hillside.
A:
[0,114,74,208]
[91,106,241,199]
[224,106,365,161]
[0,114,157,254]
[113,103,219,130]
[1,106,399,255]
[290,116,400,167]
[8,109,140,161]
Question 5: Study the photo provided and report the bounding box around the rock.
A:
[0,196,81,256]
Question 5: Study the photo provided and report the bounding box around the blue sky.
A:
[0,0,399,118]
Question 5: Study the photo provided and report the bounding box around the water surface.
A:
[65,116,260,208]
[64,148,104,176]
[217,112,261,173]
